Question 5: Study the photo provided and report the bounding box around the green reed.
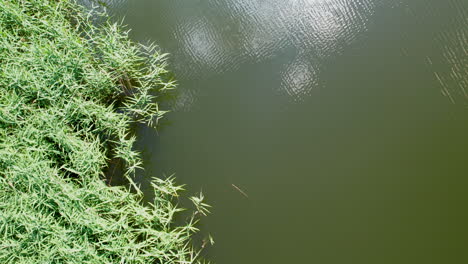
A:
[0,0,209,263]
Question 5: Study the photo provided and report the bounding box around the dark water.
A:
[103,0,468,263]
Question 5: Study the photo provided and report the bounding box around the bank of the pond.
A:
[0,0,208,263]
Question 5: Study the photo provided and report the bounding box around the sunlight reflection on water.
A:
[168,0,377,104]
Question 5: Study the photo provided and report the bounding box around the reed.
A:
[0,0,209,263]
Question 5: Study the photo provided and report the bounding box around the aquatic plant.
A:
[0,0,208,263]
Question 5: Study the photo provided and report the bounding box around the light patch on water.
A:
[281,57,319,102]
[175,18,230,78]
[423,0,468,104]
[433,29,468,104]
[228,0,376,61]
[170,0,377,103]
[171,88,198,112]
[286,0,375,57]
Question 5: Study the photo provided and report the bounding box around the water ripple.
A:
[164,0,378,103]
[103,0,394,106]
[422,0,468,103]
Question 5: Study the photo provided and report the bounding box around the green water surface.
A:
[105,0,468,263]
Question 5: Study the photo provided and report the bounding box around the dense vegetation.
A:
[0,0,208,263]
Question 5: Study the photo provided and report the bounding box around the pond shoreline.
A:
[0,0,207,262]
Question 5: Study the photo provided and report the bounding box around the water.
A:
[104,0,468,263]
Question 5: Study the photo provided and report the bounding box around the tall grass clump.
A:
[0,0,209,263]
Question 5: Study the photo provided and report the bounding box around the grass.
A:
[0,0,210,263]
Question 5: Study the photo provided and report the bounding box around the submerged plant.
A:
[0,0,208,263]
